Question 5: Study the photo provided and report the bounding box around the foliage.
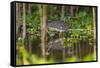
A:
[64,56,79,62]
[16,3,96,65]
[83,52,96,61]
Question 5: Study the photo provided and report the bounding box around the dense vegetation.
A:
[16,3,97,65]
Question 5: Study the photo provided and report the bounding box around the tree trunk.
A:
[93,7,96,40]
[16,3,19,36]
[61,6,64,21]
[16,3,20,64]
[16,3,21,39]
[22,3,26,45]
[28,4,32,15]
[28,4,32,61]
[75,6,79,16]
[22,3,26,64]
[92,7,96,56]
[39,5,47,58]
[60,6,65,61]
[70,6,74,17]
[16,3,24,64]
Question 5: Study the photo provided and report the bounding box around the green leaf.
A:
[65,56,78,62]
